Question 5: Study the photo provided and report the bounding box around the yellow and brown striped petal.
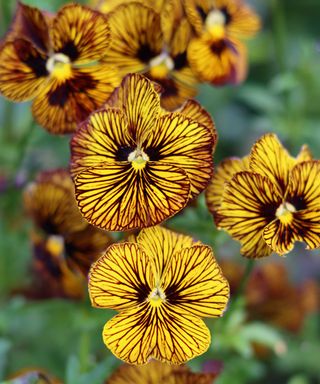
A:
[144,113,216,197]
[89,243,154,310]
[74,162,190,231]
[32,64,119,134]
[217,171,282,258]
[51,4,111,64]
[0,39,48,101]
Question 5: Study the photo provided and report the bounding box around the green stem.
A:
[271,0,287,72]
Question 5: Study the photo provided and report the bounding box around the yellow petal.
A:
[89,243,154,310]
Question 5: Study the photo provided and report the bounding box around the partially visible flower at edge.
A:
[89,226,230,364]
[206,133,319,258]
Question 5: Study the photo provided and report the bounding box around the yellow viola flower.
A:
[107,360,217,383]
[89,226,230,364]
[184,0,260,85]
[0,3,119,134]
[208,133,319,258]
[92,0,165,14]
[103,2,198,110]
[24,169,112,276]
[71,73,216,231]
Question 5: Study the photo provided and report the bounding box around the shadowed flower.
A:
[102,2,198,110]
[89,226,229,364]
[71,73,216,231]
[24,169,112,276]
[184,0,260,85]
[207,133,319,257]
[8,368,61,384]
[107,360,217,383]
[0,3,119,133]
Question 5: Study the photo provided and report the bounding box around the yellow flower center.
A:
[128,148,149,170]
[148,287,166,307]
[46,53,72,80]
[205,9,226,39]
[149,52,174,79]
[276,202,296,224]
[45,235,64,258]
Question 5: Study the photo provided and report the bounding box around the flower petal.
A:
[103,303,211,364]
[163,245,230,318]
[188,35,247,85]
[70,108,134,177]
[51,4,111,63]
[218,171,282,258]
[74,161,190,231]
[0,39,48,101]
[32,64,119,134]
[136,226,195,277]
[206,156,249,219]
[104,3,162,75]
[296,144,313,162]
[89,243,153,310]
[107,73,161,143]
[249,133,295,194]
[144,113,215,197]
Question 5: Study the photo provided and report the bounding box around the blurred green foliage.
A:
[0,0,319,383]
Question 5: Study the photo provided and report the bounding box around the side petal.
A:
[74,161,190,231]
[103,3,162,75]
[144,113,215,197]
[89,243,154,310]
[287,161,320,211]
[187,35,247,85]
[51,4,111,63]
[296,144,313,162]
[32,63,119,134]
[136,226,195,277]
[70,108,134,177]
[184,0,211,36]
[0,39,48,101]
[249,133,295,194]
[162,245,229,318]
[103,304,211,364]
[206,156,249,220]
[217,171,282,258]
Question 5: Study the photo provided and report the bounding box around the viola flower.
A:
[0,3,119,134]
[89,226,229,364]
[92,0,165,14]
[8,368,62,384]
[24,169,112,276]
[71,73,216,231]
[103,2,198,110]
[208,133,319,258]
[107,360,218,383]
[184,0,260,85]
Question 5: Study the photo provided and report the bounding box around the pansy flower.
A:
[107,360,217,383]
[184,0,260,85]
[0,3,119,133]
[92,0,165,14]
[24,169,112,275]
[71,73,216,231]
[103,2,198,110]
[8,368,62,384]
[89,226,229,364]
[207,133,320,257]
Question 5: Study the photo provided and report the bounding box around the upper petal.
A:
[144,112,216,197]
[136,226,195,278]
[74,161,190,231]
[162,245,230,318]
[217,171,282,258]
[0,39,48,101]
[51,4,111,63]
[89,243,154,310]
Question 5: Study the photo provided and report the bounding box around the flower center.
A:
[46,53,72,80]
[149,52,174,79]
[148,286,166,307]
[128,148,149,170]
[205,9,226,38]
[276,202,296,224]
[46,235,65,258]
